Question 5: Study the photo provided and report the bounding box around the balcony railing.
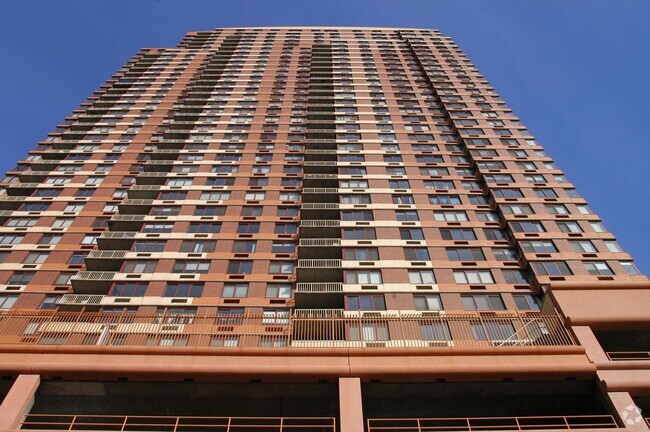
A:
[21,415,336,432]
[0,310,576,349]
[606,351,650,361]
[366,415,618,432]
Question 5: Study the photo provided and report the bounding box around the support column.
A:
[572,326,610,363]
[607,391,650,432]
[339,377,364,432]
[0,374,40,430]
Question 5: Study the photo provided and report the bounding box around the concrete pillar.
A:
[0,374,40,430]
[608,391,650,432]
[339,377,364,432]
[572,326,610,363]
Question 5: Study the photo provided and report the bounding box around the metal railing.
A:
[606,351,650,361]
[20,415,336,432]
[367,415,618,432]
[0,310,576,349]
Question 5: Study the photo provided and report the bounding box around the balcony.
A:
[297,259,343,284]
[57,294,105,311]
[21,415,337,432]
[85,250,128,271]
[19,381,338,432]
[362,380,617,432]
[367,415,617,432]
[295,283,344,310]
[299,220,341,239]
[97,231,137,250]
[0,310,576,349]
[118,199,155,214]
[70,271,116,294]
[594,329,650,361]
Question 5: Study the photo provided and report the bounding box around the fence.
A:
[20,415,336,432]
[0,310,575,349]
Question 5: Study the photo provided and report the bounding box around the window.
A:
[133,241,166,253]
[399,228,425,240]
[0,234,24,244]
[440,228,476,241]
[420,322,451,341]
[231,240,256,253]
[454,270,495,284]
[8,272,33,285]
[200,192,230,201]
[349,322,389,341]
[194,206,225,216]
[143,223,173,233]
[266,284,292,298]
[277,207,299,217]
[262,309,290,325]
[503,269,529,284]
[346,295,386,311]
[342,211,373,221]
[54,273,74,285]
[123,260,157,273]
[621,262,641,275]
[69,253,88,265]
[110,282,148,297]
[534,189,558,199]
[604,241,623,253]
[590,222,606,233]
[493,249,519,261]
[343,248,379,261]
[532,261,573,276]
[408,270,436,285]
[0,295,18,309]
[513,294,542,311]
[395,211,419,221]
[237,222,260,234]
[520,241,557,253]
[216,308,245,325]
[188,223,221,234]
[404,248,430,261]
[502,204,534,215]
[414,294,443,311]
[227,260,253,274]
[39,295,61,310]
[223,283,249,298]
[341,195,371,204]
[173,261,210,274]
[471,321,516,341]
[81,235,98,245]
[339,180,368,189]
[493,189,523,199]
[7,218,37,227]
[557,222,583,233]
[429,194,461,205]
[245,192,265,201]
[546,204,569,215]
[163,283,203,297]
[446,248,485,261]
[434,211,468,222]
[342,228,376,240]
[570,240,598,253]
[511,221,545,233]
[462,294,506,311]
[269,261,294,274]
[274,223,297,234]
[584,262,613,276]
[344,271,383,284]
[25,253,49,264]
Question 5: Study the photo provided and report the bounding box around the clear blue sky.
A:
[1,0,648,273]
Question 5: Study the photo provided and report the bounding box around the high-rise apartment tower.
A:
[0,27,648,432]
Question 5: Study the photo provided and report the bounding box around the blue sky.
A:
[1,0,648,273]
